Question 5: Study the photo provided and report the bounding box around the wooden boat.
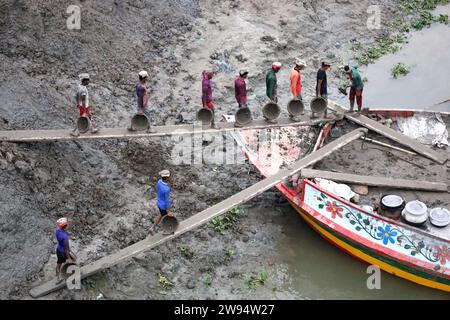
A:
[230,106,450,292]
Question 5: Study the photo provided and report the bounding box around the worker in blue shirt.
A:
[55,217,74,282]
[150,169,172,234]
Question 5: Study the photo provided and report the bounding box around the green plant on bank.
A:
[224,249,235,260]
[202,274,212,287]
[391,62,411,78]
[177,244,195,260]
[157,273,174,292]
[355,35,406,65]
[411,11,449,29]
[402,0,449,14]
[402,0,449,30]
[211,207,243,235]
[354,0,449,65]
[244,271,268,289]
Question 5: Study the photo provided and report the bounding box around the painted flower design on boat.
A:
[308,184,449,267]
[377,225,397,245]
[433,245,450,265]
[326,201,343,219]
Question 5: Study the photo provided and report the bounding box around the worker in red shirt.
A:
[234,69,248,108]
[201,71,218,128]
[290,58,306,100]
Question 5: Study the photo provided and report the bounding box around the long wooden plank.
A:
[29,128,367,298]
[328,101,448,164]
[301,169,449,192]
[0,115,342,143]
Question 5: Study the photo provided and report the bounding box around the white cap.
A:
[295,58,306,67]
[272,62,282,68]
[57,217,68,227]
[79,73,90,80]
[138,70,149,78]
[159,170,170,178]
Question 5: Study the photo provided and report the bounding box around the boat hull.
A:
[290,185,450,292]
[295,204,450,292]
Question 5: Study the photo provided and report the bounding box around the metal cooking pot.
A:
[379,194,405,220]
[429,207,450,227]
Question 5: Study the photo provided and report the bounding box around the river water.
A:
[275,5,450,299]
[337,5,450,112]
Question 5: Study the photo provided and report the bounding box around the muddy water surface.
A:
[337,5,450,112]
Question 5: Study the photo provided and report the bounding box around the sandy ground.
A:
[2,0,447,300]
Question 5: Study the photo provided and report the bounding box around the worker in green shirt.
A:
[266,62,282,103]
[344,65,364,112]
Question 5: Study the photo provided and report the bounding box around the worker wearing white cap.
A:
[266,62,282,103]
[128,70,156,133]
[71,73,99,136]
[150,170,173,234]
[290,58,306,101]
[55,217,73,282]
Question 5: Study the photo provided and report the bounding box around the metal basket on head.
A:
[235,107,252,126]
[287,99,305,117]
[77,116,90,133]
[131,114,150,131]
[262,102,281,121]
[161,215,179,234]
[197,108,213,125]
[310,97,328,113]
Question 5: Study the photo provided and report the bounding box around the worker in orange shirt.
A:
[290,58,306,100]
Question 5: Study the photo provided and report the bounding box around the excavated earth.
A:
[1,0,447,300]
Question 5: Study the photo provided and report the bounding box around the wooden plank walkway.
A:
[301,169,449,192]
[29,128,367,298]
[0,115,342,143]
[328,101,448,164]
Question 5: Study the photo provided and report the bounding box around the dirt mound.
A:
[0,0,200,299]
